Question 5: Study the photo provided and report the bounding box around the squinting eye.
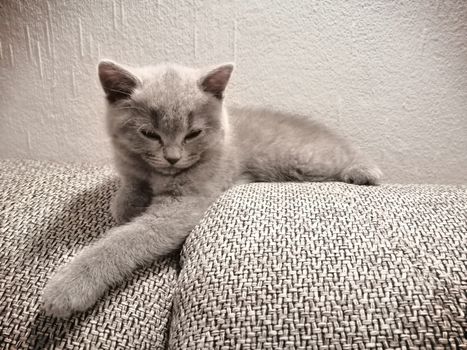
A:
[184,129,202,141]
[140,129,162,142]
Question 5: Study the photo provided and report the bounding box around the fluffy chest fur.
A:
[148,157,237,197]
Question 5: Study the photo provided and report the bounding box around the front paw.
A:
[342,164,383,185]
[41,264,105,318]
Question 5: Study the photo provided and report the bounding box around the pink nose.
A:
[164,155,180,165]
[163,146,182,165]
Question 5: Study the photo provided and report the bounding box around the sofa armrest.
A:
[171,182,467,349]
[0,160,177,350]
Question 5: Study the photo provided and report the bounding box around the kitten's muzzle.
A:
[163,146,182,165]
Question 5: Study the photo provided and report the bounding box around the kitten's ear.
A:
[98,60,140,103]
[199,63,234,99]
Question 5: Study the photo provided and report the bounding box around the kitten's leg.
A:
[339,160,383,185]
[111,178,153,224]
[277,141,382,185]
[293,129,383,185]
[41,195,213,318]
[333,142,382,185]
[305,151,382,185]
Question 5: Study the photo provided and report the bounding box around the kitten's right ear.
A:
[199,63,234,100]
[98,60,140,103]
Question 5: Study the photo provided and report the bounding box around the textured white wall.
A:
[1,1,466,183]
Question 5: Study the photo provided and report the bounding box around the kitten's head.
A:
[98,60,233,175]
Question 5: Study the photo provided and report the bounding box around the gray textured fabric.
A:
[2,160,467,350]
[171,183,467,349]
[0,160,178,350]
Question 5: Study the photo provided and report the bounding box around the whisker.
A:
[120,118,136,128]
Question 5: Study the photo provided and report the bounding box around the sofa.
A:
[1,159,466,349]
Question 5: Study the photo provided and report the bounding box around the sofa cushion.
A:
[0,160,178,350]
[170,182,467,349]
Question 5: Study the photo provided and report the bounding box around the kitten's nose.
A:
[164,146,182,165]
[164,156,180,165]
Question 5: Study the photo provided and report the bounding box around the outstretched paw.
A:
[41,264,105,318]
[342,164,383,185]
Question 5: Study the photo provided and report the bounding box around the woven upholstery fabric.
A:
[0,160,178,350]
[171,182,467,349]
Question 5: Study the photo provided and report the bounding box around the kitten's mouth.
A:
[156,166,186,175]
[143,154,199,176]
[143,155,197,176]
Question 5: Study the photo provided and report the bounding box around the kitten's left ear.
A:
[199,63,234,99]
[98,60,140,103]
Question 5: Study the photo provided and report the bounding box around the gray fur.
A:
[41,60,382,318]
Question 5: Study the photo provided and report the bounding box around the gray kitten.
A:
[41,60,382,318]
